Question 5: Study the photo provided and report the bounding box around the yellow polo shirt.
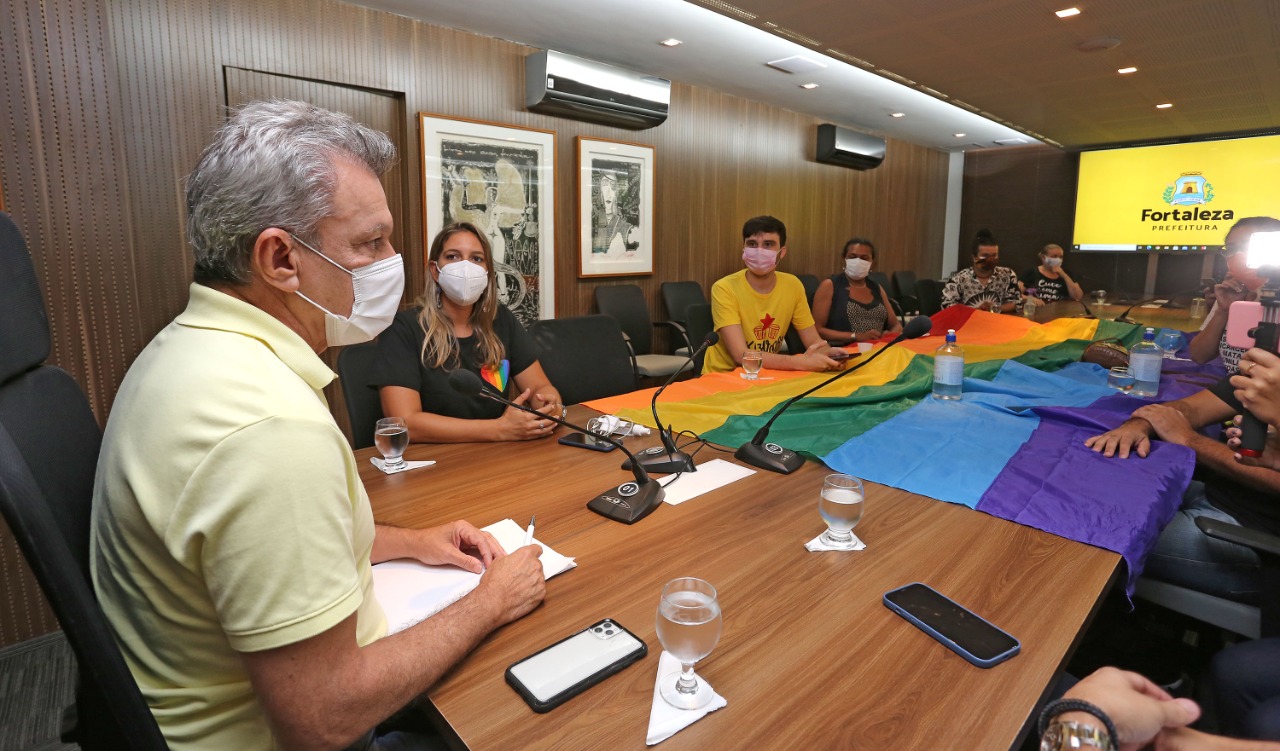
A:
[703,269,815,374]
[91,283,386,750]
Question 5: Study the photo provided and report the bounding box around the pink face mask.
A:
[742,246,778,274]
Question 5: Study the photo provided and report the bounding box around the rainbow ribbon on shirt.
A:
[481,359,510,394]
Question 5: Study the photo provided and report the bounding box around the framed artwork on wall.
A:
[576,136,655,278]
[419,113,556,324]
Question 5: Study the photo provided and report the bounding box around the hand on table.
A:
[795,341,844,372]
[1230,349,1280,427]
[1133,404,1196,446]
[854,329,883,342]
[1062,667,1200,751]
[496,389,557,441]
[413,521,507,574]
[475,545,546,626]
[1084,418,1153,458]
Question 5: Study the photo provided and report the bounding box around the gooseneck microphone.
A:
[735,315,934,474]
[1113,288,1203,324]
[448,370,665,524]
[621,331,720,475]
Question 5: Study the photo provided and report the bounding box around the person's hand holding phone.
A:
[1230,349,1280,427]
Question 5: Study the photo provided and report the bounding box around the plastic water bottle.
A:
[1130,327,1163,397]
[932,329,964,400]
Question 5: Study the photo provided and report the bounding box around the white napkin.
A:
[370,457,436,474]
[646,651,727,745]
[804,531,866,552]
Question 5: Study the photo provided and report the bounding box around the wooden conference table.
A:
[1031,298,1204,329]
[358,408,1121,751]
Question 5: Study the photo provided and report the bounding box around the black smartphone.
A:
[506,618,647,712]
[883,582,1020,668]
[558,431,618,453]
[829,349,859,361]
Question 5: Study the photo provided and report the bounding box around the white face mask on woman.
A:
[292,234,404,347]
[1044,257,1063,269]
[435,259,489,306]
[845,258,872,280]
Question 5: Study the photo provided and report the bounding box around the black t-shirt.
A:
[1202,378,1280,535]
[1019,268,1069,302]
[370,305,538,420]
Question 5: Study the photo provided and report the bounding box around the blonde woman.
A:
[373,222,562,442]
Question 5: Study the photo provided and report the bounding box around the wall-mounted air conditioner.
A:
[816,124,886,170]
[526,50,670,130]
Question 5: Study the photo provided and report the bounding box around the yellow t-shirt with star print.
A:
[703,269,815,374]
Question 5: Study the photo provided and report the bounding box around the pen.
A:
[524,515,536,546]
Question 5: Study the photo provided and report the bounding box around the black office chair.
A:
[0,212,168,750]
[796,273,821,307]
[594,285,692,380]
[660,281,707,357]
[893,270,920,314]
[337,341,384,450]
[684,303,715,373]
[866,271,906,319]
[1135,517,1280,639]
[916,278,943,317]
[529,315,638,405]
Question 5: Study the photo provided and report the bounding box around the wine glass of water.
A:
[819,473,864,549]
[374,417,409,470]
[1157,329,1182,359]
[655,577,723,710]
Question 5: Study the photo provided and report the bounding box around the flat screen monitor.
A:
[1073,133,1280,253]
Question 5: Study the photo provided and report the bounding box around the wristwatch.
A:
[559,403,568,421]
[1040,720,1115,751]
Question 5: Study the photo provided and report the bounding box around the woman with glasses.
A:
[941,229,1020,313]
[371,222,562,442]
[1187,216,1280,373]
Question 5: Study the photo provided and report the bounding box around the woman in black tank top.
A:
[811,238,903,345]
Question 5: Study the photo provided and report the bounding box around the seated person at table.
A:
[1187,217,1280,374]
[811,237,902,345]
[941,229,1020,313]
[373,222,563,443]
[91,100,546,750]
[702,215,843,374]
[1084,372,1280,602]
[1020,243,1083,303]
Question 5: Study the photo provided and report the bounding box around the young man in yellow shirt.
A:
[703,215,843,374]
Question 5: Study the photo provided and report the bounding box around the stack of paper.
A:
[373,518,576,634]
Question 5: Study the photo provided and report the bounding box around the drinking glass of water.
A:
[819,473,864,550]
[1157,329,1182,359]
[1107,366,1135,393]
[655,577,723,710]
[741,350,763,380]
[374,417,409,470]
[1092,289,1107,306]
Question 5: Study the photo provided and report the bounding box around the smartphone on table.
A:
[506,618,647,712]
[558,431,618,453]
[883,582,1020,668]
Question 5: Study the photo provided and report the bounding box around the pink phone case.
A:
[1226,300,1264,349]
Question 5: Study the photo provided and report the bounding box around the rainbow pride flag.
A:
[587,307,1226,593]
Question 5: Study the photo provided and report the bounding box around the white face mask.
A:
[1044,257,1063,269]
[292,234,405,347]
[845,258,872,279]
[436,259,489,306]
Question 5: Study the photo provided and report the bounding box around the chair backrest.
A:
[529,314,634,404]
[529,315,637,405]
[796,274,821,307]
[684,303,715,373]
[893,270,919,301]
[595,284,655,355]
[916,278,943,317]
[867,271,892,299]
[0,212,168,749]
[660,281,707,327]
[337,341,384,450]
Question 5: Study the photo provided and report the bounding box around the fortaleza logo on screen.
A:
[1141,171,1234,229]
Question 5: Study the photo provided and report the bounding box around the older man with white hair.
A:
[91,100,545,751]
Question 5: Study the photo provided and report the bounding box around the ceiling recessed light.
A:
[890,112,905,118]
[954,133,967,138]
[1156,102,1173,109]
[799,82,819,90]
[1117,66,1138,74]
[659,38,682,47]
[1055,7,1081,18]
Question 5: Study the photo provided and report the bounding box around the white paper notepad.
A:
[373,518,575,634]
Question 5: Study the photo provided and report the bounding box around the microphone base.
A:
[587,480,666,524]
[735,441,805,475]
[621,447,696,475]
